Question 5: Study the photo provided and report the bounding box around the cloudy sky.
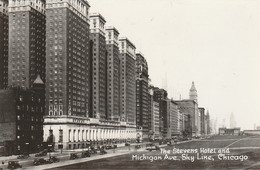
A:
[88,0,260,130]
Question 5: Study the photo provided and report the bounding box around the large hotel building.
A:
[43,3,136,150]
[136,52,149,138]
[89,13,107,119]
[8,0,46,88]
[119,37,136,124]
[45,0,90,118]
[105,26,120,121]
[0,0,8,89]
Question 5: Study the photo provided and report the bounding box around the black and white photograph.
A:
[0,0,260,169]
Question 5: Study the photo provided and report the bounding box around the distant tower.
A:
[189,81,198,103]
[222,118,226,128]
[230,113,236,128]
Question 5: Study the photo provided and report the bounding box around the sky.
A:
[88,0,260,130]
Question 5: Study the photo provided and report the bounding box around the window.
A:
[59,129,63,142]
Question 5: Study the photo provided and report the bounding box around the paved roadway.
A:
[0,143,148,170]
[1,136,260,169]
[47,135,260,170]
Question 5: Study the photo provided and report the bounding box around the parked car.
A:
[100,148,107,155]
[105,145,113,150]
[106,144,117,149]
[81,151,91,158]
[70,153,79,160]
[146,143,160,152]
[180,136,189,141]
[33,158,50,166]
[7,161,22,169]
[17,154,29,159]
[35,149,48,157]
[49,156,59,163]
[194,136,201,139]
[90,146,97,154]
[135,144,141,149]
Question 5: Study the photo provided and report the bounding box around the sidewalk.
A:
[24,146,147,170]
[0,141,172,170]
[31,141,194,170]
[0,142,150,166]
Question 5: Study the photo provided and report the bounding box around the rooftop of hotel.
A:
[119,37,136,49]
[89,12,106,22]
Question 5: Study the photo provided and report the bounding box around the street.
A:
[47,135,260,170]
[1,135,260,169]
[0,143,147,170]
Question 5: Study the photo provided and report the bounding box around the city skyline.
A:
[2,1,260,169]
[88,0,260,130]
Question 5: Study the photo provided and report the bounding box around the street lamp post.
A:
[48,144,52,159]
[25,143,29,155]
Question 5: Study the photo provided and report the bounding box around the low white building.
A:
[43,115,137,150]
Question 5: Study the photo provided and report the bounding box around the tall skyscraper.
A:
[89,13,107,119]
[230,112,236,128]
[189,81,198,103]
[153,87,168,101]
[136,52,149,138]
[189,81,200,135]
[8,0,46,88]
[205,110,211,135]
[152,87,168,138]
[175,100,198,136]
[168,100,179,136]
[148,87,160,139]
[0,0,8,89]
[199,107,205,135]
[119,37,136,123]
[45,0,91,117]
[105,26,120,121]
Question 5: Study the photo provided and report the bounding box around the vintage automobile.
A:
[81,151,91,158]
[105,144,117,149]
[7,161,22,169]
[90,146,98,154]
[33,158,50,166]
[100,148,107,155]
[125,142,131,146]
[135,144,141,149]
[35,149,48,157]
[17,154,29,159]
[146,143,160,152]
[70,153,79,160]
[49,156,60,163]
[105,145,114,150]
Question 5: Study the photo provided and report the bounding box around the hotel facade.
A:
[43,1,137,150]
